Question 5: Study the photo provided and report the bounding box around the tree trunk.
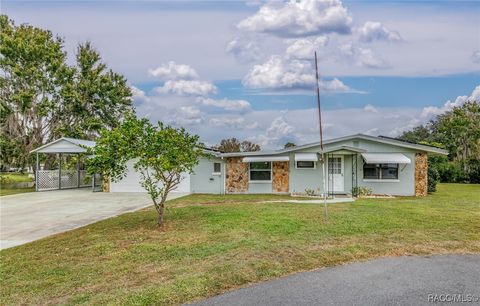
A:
[157,204,165,227]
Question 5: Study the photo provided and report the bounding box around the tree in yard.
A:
[284,142,296,149]
[241,140,260,152]
[0,15,133,171]
[216,138,261,152]
[87,116,203,226]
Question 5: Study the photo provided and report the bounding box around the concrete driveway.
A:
[191,255,480,306]
[0,189,188,250]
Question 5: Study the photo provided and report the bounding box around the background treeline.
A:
[399,101,480,185]
[0,15,134,171]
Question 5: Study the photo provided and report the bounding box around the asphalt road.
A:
[190,255,480,306]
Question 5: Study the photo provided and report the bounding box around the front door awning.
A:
[361,153,411,164]
[242,156,289,162]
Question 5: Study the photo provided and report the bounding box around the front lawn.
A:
[0,173,34,196]
[1,184,479,305]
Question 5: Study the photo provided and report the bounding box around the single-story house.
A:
[108,133,448,197]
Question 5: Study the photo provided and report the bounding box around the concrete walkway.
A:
[0,189,188,250]
[190,255,480,306]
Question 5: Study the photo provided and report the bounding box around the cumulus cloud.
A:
[242,55,355,92]
[242,55,315,89]
[358,21,402,43]
[197,97,252,113]
[421,85,480,117]
[130,85,150,103]
[148,61,199,81]
[472,50,480,64]
[254,115,300,148]
[226,36,264,63]
[285,36,329,60]
[338,43,388,69]
[237,0,353,37]
[155,80,217,96]
[363,104,378,113]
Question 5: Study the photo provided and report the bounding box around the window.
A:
[213,162,221,173]
[296,161,315,169]
[363,163,398,179]
[328,157,342,174]
[249,162,271,181]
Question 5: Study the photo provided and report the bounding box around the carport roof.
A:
[31,137,96,154]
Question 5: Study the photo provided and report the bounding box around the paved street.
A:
[191,255,480,306]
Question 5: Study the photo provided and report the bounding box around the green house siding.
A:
[190,157,224,194]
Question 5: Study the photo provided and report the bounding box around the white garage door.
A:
[110,159,190,193]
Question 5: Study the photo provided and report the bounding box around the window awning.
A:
[294,153,318,162]
[242,156,289,163]
[361,153,411,164]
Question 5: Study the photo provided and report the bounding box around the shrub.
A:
[352,186,372,197]
[304,188,315,196]
[427,166,439,193]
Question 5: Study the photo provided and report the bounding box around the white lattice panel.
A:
[37,170,60,191]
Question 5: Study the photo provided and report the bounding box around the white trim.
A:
[212,172,221,176]
[294,153,317,162]
[295,161,316,169]
[361,153,411,164]
[243,156,289,162]
[249,180,272,184]
[363,179,400,183]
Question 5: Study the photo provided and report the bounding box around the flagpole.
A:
[315,51,328,221]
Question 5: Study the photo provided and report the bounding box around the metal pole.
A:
[59,153,62,190]
[35,152,39,191]
[314,51,328,222]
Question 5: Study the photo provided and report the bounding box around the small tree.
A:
[87,116,203,226]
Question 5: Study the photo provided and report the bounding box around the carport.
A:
[30,137,101,192]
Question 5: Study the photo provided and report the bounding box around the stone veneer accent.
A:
[272,161,289,193]
[414,152,428,197]
[226,157,249,193]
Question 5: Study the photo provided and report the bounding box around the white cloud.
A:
[148,61,199,81]
[254,115,300,148]
[242,55,315,89]
[472,50,480,64]
[130,85,150,103]
[338,43,388,69]
[155,80,217,96]
[421,85,480,117]
[197,97,252,113]
[208,117,258,130]
[242,55,356,92]
[226,36,264,63]
[237,0,353,37]
[363,104,378,113]
[358,21,402,43]
[285,36,329,60]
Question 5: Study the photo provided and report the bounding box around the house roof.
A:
[219,134,448,157]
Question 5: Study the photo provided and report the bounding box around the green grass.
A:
[0,187,34,196]
[0,173,34,196]
[0,172,33,184]
[1,184,479,305]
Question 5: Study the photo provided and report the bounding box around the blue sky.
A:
[3,0,480,148]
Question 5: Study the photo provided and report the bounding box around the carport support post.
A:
[77,153,80,188]
[59,153,62,190]
[35,152,39,192]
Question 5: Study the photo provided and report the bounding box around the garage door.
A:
[110,159,190,193]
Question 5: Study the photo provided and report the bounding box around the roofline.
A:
[30,137,95,153]
[218,133,448,157]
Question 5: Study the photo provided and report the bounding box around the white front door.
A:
[328,156,344,193]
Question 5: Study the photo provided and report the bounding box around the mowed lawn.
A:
[1,184,479,305]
